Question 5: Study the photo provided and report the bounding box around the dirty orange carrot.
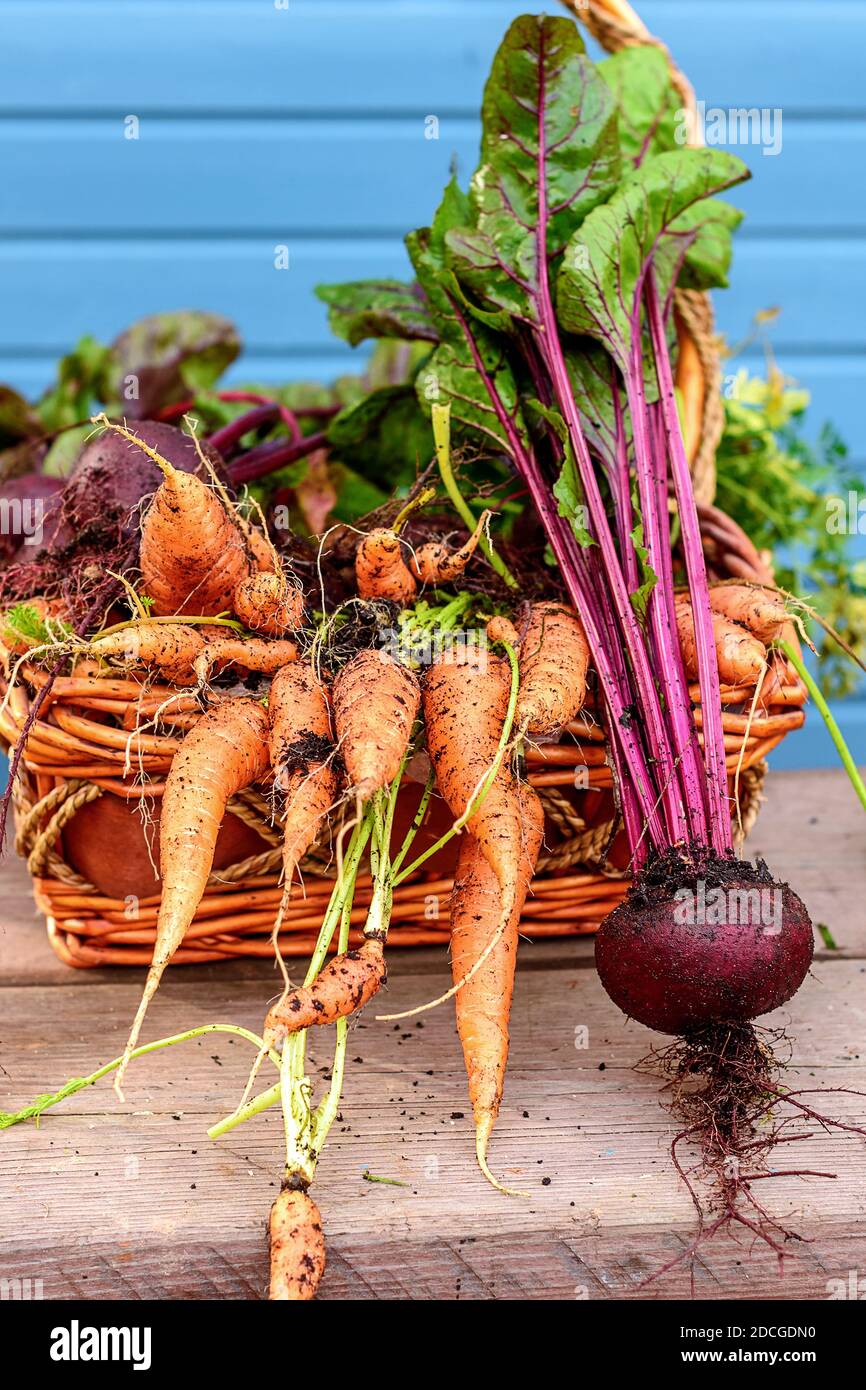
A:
[423,643,512,851]
[245,525,278,574]
[269,663,338,879]
[708,584,789,643]
[451,783,544,1183]
[486,614,520,647]
[91,623,206,682]
[411,510,491,585]
[676,596,767,686]
[515,601,590,735]
[193,636,298,684]
[354,528,418,604]
[113,696,269,1096]
[264,937,386,1043]
[268,1183,326,1301]
[420,644,545,1187]
[233,570,305,637]
[332,649,420,799]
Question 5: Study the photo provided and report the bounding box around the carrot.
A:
[355,528,418,604]
[422,643,544,1187]
[264,937,386,1043]
[192,636,298,684]
[411,510,491,585]
[515,601,590,736]
[486,614,520,647]
[268,1184,326,1301]
[332,649,420,799]
[113,696,269,1096]
[423,644,512,853]
[708,584,789,643]
[675,596,767,686]
[451,783,544,1185]
[233,570,305,637]
[91,623,206,682]
[245,525,278,574]
[269,662,338,872]
[101,421,252,616]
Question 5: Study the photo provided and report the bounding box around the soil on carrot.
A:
[277,731,339,778]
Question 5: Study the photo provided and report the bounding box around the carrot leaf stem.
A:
[431,402,518,589]
[0,1023,279,1131]
[778,638,866,814]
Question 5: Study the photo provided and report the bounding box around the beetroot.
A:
[595,855,813,1035]
[0,473,64,563]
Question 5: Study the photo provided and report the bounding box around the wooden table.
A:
[1,768,864,1301]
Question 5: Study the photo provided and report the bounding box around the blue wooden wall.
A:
[1,0,864,768]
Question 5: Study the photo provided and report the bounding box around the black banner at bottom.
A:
[1,1296,861,1375]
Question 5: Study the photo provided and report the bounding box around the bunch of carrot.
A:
[0,412,798,1301]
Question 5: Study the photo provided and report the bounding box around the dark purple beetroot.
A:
[595,855,813,1035]
[0,473,64,563]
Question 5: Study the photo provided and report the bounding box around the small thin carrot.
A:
[451,782,544,1190]
[113,696,270,1097]
[268,1183,326,1301]
[355,529,418,604]
[708,584,789,642]
[264,937,386,1043]
[193,636,298,684]
[233,570,305,637]
[332,649,420,800]
[91,623,206,682]
[411,510,491,586]
[269,662,339,883]
[486,615,520,648]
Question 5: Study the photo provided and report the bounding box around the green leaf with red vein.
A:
[556,149,750,372]
[444,13,620,324]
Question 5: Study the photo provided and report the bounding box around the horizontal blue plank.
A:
[0,234,863,351]
[0,1,860,116]
[1,116,863,237]
[1,350,862,464]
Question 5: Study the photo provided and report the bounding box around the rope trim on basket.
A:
[10,757,769,899]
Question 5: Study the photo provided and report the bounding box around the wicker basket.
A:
[1,510,805,968]
[0,0,807,967]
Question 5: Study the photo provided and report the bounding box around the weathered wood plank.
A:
[3,117,862,237]
[1,962,864,1276]
[3,1222,865,1301]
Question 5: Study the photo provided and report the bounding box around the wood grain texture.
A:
[0,770,864,1300]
